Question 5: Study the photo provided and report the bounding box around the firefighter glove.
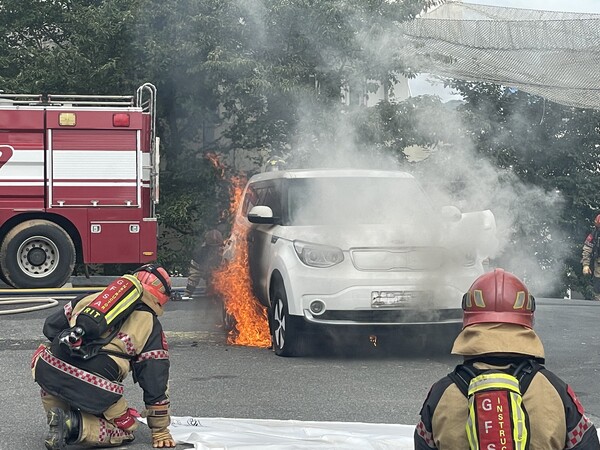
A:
[583,265,592,275]
[151,428,176,448]
[113,408,139,432]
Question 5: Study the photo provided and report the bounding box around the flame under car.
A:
[221,169,498,356]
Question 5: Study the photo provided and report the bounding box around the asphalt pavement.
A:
[2,290,600,449]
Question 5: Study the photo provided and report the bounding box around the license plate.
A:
[371,291,414,308]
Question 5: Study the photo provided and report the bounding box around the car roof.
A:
[247,168,415,183]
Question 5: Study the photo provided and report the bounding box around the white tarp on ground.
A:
[168,416,415,450]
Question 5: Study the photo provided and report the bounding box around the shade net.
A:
[395,1,600,109]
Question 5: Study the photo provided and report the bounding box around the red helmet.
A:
[462,268,535,329]
[594,214,600,227]
[133,264,172,306]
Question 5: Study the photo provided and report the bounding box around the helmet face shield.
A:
[461,269,535,329]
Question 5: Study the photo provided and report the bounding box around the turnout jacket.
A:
[414,359,600,450]
[32,292,170,416]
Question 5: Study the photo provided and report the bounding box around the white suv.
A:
[226,169,497,356]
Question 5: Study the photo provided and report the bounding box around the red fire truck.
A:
[0,83,160,289]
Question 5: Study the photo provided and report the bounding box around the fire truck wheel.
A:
[0,220,75,289]
[269,280,305,357]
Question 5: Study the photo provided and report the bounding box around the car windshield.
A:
[286,177,434,225]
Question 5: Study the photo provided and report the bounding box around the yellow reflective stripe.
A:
[465,373,529,450]
[104,275,142,325]
[466,397,479,449]
[473,290,485,307]
[514,291,526,309]
[468,373,521,395]
[511,392,528,450]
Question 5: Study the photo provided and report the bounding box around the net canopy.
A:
[395,1,600,109]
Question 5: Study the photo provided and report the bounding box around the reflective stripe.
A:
[468,372,521,396]
[566,415,593,449]
[39,348,124,395]
[465,373,528,450]
[104,275,142,325]
[466,396,479,449]
[63,302,73,321]
[135,349,169,362]
[511,391,528,450]
[415,420,436,448]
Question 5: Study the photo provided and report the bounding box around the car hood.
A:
[271,209,498,257]
[274,224,437,249]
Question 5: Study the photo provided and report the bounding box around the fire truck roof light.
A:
[59,113,76,126]
[113,113,130,127]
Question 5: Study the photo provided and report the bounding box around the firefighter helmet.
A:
[462,268,535,329]
[204,229,223,246]
[133,264,172,306]
[594,214,600,227]
[264,156,286,172]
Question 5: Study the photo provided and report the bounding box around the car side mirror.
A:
[248,205,280,224]
[440,205,462,222]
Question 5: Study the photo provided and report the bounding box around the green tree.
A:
[0,0,446,273]
[448,81,600,298]
[131,0,442,268]
[0,0,141,93]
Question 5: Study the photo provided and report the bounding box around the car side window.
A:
[243,181,281,218]
[241,185,259,216]
[261,184,281,217]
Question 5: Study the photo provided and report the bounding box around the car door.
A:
[247,180,282,304]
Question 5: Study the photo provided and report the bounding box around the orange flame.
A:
[212,175,271,348]
[205,152,226,178]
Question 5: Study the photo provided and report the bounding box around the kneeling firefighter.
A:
[31,264,177,449]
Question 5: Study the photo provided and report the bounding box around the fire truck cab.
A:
[0,83,160,288]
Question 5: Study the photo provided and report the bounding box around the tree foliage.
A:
[448,81,600,297]
[2,0,598,296]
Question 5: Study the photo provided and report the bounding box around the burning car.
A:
[221,169,498,356]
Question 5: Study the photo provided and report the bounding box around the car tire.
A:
[221,299,236,333]
[0,220,75,289]
[270,280,304,357]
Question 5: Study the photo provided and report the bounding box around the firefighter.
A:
[264,155,286,172]
[414,268,600,450]
[32,265,177,449]
[582,214,600,301]
[182,229,224,300]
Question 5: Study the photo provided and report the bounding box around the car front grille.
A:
[350,247,443,271]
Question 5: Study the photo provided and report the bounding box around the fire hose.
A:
[0,297,59,315]
[0,285,187,315]
[0,287,105,315]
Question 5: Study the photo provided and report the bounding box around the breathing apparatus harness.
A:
[57,264,177,360]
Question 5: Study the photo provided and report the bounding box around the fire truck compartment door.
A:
[89,221,140,263]
[0,110,45,208]
[50,129,139,207]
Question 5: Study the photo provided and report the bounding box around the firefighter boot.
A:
[44,407,81,450]
[180,283,196,301]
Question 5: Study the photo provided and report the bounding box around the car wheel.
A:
[0,220,75,289]
[270,281,304,357]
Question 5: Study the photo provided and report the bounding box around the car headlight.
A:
[293,241,344,268]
